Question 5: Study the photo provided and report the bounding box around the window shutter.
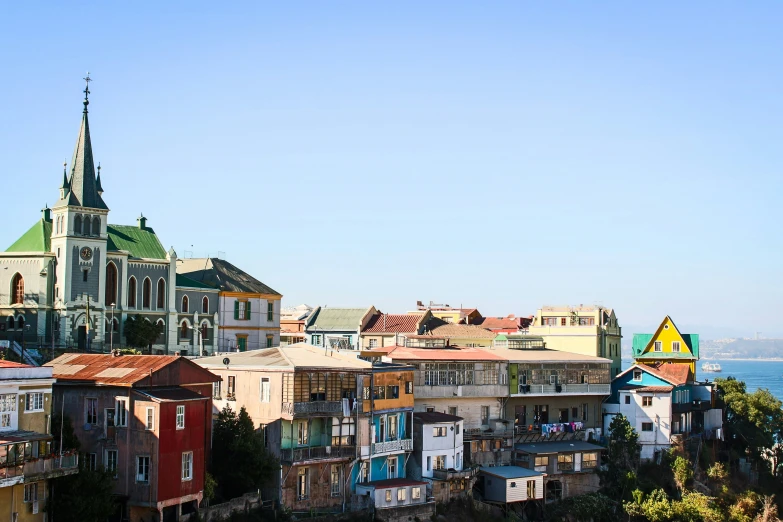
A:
[246,300,252,320]
[234,301,239,320]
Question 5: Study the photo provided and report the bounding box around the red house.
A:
[47,353,220,522]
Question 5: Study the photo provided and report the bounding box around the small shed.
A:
[479,466,544,503]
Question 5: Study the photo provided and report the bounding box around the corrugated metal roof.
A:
[5,219,52,253]
[196,343,374,370]
[620,385,674,393]
[514,441,604,454]
[479,466,542,479]
[135,387,207,402]
[176,258,280,295]
[423,318,496,339]
[107,224,167,259]
[47,353,214,386]
[413,411,463,423]
[306,307,370,331]
[379,346,506,361]
[363,313,422,334]
[175,273,216,290]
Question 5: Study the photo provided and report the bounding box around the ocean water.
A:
[623,359,783,401]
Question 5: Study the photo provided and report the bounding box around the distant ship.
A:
[702,362,722,372]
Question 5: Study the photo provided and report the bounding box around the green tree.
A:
[672,456,694,494]
[211,405,278,502]
[47,467,117,522]
[50,414,81,454]
[123,314,164,352]
[716,377,783,472]
[600,413,641,501]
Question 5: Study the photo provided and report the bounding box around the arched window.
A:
[156,319,166,342]
[128,277,137,308]
[200,322,208,341]
[142,278,152,309]
[180,321,189,340]
[157,279,166,309]
[6,317,14,331]
[74,215,82,235]
[83,216,91,236]
[105,263,118,306]
[16,316,24,330]
[92,216,100,236]
[202,296,209,314]
[11,274,24,305]
[113,318,119,332]
[181,295,189,313]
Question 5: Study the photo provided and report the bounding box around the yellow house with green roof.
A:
[631,316,700,375]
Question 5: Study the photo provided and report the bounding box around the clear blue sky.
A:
[2,2,781,338]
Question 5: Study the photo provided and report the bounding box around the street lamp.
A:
[109,303,116,353]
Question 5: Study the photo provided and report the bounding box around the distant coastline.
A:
[703,357,783,362]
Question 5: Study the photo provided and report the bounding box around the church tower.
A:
[50,75,110,348]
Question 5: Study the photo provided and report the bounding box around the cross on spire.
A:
[83,72,91,112]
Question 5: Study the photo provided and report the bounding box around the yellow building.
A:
[527,306,623,377]
[631,316,699,375]
[408,301,482,325]
[0,361,78,522]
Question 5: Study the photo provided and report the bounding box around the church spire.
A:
[96,163,103,195]
[54,73,108,210]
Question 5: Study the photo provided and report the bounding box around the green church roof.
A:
[107,224,167,260]
[6,219,52,253]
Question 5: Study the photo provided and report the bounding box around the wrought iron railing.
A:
[288,445,355,462]
[293,401,343,415]
[371,438,413,454]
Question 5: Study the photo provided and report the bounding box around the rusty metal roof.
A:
[47,353,208,387]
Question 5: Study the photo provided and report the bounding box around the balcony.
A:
[293,401,344,416]
[432,467,478,481]
[286,445,356,463]
[0,453,79,487]
[371,438,413,455]
[514,383,610,396]
[673,399,713,414]
[414,384,508,399]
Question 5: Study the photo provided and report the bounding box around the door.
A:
[77,326,87,350]
[237,337,247,352]
[515,405,526,429]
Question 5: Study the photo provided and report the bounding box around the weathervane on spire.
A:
[83,72,92,112]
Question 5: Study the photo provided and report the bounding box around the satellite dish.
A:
[222,357,230,366]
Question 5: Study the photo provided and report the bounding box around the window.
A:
[157,279,165,309]
[202,296,209,313]
[560,317,567,326]
[115,398,128,426]
[146,407,154,430]
[74,215,82,234]
[212,381,222,400]
[653,341,662,352]
[412,487,421,499]
[557,454,574,471]
[87,452,97,471]
[266,335,273,348]
[433,426,447,437]
[510,481,517,488]
[387,457,397,479]
[106,450,118,474]
[625,395,631,404]
[632,370,642,381]
[448,406,457,416]
[481,406,490,425]
[128,277,137,308]
[84,216,92,236]
[228,376,236,398]
[434,455,446,470]
[312,334,322,346]
[368,339,378,349]
[142,278,151,308]
[427,456,431,471]
[672,341,681,352]
[582,452,598,469]
[92,216,100,236]
[24,483,37,503]
[405,381,413,394]
[25,393,43,412]
[180,321,189,340]
[16,315,23,330]
[236,300,250,320]
[385,490,392,502]
[642,422,654,432]
[572,407,578,419]
[105,263,118,306]
[181,295,189,313]
[388,415,398,440]
[398,488,406,501]
[175,405,185,429]
[387,385,399,399]
[360,461,369,483]
[330,465,341,497]
[85,398,97,425]
[426,407,434,413]
[642,396,653,407]
[137,456,150,483]
[260,378,271,403]
[373,386,386,400]
[298,420,308,445]
[582,403,588,422]
[267,301,274,321]
[456,423,460,435]
[297,467,309,500]
[527,480,536,499]
[534,456,548,467]
[83,269,88,282]
[182,452,193,481]
[543,317,557,326]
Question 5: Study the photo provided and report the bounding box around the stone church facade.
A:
[0,81,280,357]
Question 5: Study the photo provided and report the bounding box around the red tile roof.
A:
[647,363,691,385]
[621,385,674,393]
[363,313,422,334]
